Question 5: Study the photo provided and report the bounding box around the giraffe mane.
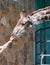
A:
[28,6,50,24]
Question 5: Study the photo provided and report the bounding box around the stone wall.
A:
[0,5,33,65]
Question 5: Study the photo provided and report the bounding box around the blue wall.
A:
[34,0,50,65]
[34,0,50,10]
[35,21,50,65]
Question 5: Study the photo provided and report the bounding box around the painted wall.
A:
[34,0,50,65]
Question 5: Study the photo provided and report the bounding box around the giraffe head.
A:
[11,6,50,39]
[10,16,33,39]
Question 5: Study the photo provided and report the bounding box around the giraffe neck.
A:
[29,6,50,25]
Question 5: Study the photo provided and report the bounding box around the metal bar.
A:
[35,27,50,32]
[40,54,50,65]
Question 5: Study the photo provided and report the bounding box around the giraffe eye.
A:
[21,23,25,26]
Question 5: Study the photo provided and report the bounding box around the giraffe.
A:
[0,6,50,53]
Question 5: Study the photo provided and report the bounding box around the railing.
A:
[40,54,50,65]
